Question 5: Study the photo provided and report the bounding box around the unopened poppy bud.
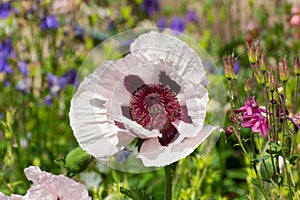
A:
[244,78,250,92]
[259,50,267,73]
[65,147,93,174]
[246,39,260,64]
[223,53,237,80]
[279,57,289,82]
[294,56,300,75]
[225,126,235,138]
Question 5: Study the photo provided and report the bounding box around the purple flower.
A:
[170,17,185,33]
[0,1,12,19]
[185,9,198,23]
[116,150,131,164]
[45,95,53,106]
[157,17,167,30]
[0,38,15,74]
[235,96,269,137]
[0,38,15,57]
[234,59,240,75]
[47,69,76,95]
[40,14,59,30]
[18,61,28,76]
[16,78,32,94]
[46,69,77,106]
[139,0,160,16]
[73,25,85,38]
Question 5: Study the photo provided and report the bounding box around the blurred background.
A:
[0,0,300,199]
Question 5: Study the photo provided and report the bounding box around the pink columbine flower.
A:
[0,166,91,200]
[70,31,218,167]
[235,96,269,137]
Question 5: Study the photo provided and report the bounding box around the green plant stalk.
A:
[233,79,241,107]
[255,136,283,198]
[251,63,256,97]
[227,80,234,112]
[281,82,294,199]
[294,75,299,114]
[270,91,278,142]
[232,124,268,199]
[164,163,177,200]
[263,73,277,177]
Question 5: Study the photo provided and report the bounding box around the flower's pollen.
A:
[129,83,182,146]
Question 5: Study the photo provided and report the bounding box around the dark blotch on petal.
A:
[121,105,131,119]
[181,105,192,123]
[114,121,126,129]
[159,71,180,94]
[159,122,179,146]
[89,98,106,108]
[124,75,145,94]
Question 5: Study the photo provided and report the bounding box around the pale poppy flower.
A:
[70,31,218,167]
[0,166,91,200]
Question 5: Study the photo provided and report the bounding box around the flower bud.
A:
[259,50,267,73]
[225,126,235,138]
[294,55,300,75]
[65,147,93,174]
[269,72,276,92]
[244,78,250,93]
[223,53,237,80]
[246,39,260,64]
[254,68,265,85]
[279,57,289,82]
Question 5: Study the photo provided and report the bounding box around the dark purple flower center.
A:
[129,83,181,146]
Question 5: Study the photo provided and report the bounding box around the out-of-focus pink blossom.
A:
[53,0,78,13]
[290,6,300,27]
[0,166,91,200]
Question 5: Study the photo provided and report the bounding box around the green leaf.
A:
[135,138,144,152]
[120,187,157,200]
[289,154,299,166]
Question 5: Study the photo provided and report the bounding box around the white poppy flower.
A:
[70,31,219,167]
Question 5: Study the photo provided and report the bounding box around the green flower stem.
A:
[294,75,299,114]
[233,79,241,107]
[251,63,256,97]
[164,163,177,200]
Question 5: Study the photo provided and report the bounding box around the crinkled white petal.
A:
[171,121,201,144]
[137,125,219,167]
[130,31,208,87]
[130,32,209,130]
[70,61,135,159]
[0,192,25,200]
[24,166,91,200]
